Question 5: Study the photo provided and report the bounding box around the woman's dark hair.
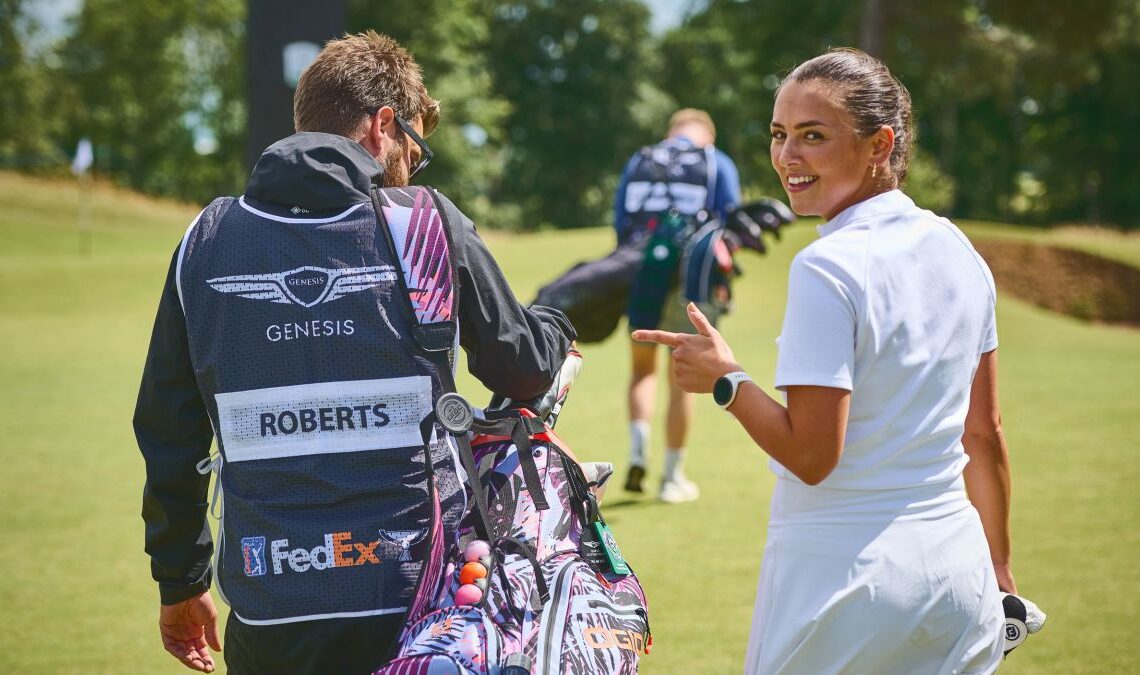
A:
[782,48,915,184]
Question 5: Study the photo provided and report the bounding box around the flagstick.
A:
[77,171,91,256]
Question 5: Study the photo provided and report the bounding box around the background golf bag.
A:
[532,244,642,343]
[375,351,650,675]
[533,198,794,342]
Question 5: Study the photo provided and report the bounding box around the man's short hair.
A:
[294,30,440,138]
[668,108,716,142]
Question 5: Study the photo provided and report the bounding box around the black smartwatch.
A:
[713,371,751,409]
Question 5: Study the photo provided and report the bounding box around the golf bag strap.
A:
[472,413,550,511]
[371,183,494,543]
[458,441,494,542]
[560,447,597,526]
[493,536,550,607]
[418,405,493,542]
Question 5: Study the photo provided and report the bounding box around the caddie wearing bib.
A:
[134,32,575,674]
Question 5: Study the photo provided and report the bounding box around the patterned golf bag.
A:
[376,353,650,674]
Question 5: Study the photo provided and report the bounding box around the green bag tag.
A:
[592,520,631,576]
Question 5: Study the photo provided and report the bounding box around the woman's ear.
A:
[871,124,896,166]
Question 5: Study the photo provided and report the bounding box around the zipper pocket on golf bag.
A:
[375,653,480,675]
[533,555,649,674]
[390,605,504,674]
[379,539,546,673]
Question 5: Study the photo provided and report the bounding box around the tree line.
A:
[3,0,1138,229]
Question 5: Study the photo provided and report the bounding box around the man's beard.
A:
[380,142,409,187]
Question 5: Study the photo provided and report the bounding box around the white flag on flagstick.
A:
[71,138,93,175]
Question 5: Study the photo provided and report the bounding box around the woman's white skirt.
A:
[744,476,1003,675]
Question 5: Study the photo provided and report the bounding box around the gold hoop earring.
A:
[872,165,878,179]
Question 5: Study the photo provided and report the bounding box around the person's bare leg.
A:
[625,341,658,492]
[665,361,694,452]
[660,361,699,502]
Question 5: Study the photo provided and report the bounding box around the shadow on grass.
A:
[600,497,658,510]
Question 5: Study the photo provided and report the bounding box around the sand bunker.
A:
[973,240,1140,327]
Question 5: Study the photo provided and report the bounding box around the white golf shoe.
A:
[658,474,700,504]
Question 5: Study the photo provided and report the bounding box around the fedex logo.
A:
[268,532,382,575]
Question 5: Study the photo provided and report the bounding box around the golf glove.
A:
[1001,592,1047,657]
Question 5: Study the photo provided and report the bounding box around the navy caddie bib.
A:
[176,188,458,625]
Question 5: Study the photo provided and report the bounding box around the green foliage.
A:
[350,0,517,228]
[358,0,673,232]
[904,149,956,213]
[483,0,659,230]
[660,0,862,203]
[55,0,246,203]
[661,0,1140,229]
[870,0,1140,227]
[0,0,70,168]
[3,0,1140,228]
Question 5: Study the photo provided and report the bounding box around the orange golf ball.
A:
[459,561,488,586]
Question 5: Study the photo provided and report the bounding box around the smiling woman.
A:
[769,51,913,221]
[635,47,1022,674]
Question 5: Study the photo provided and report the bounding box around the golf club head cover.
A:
[726,197,795,252]
[725,211,767,253]
[750,196,796,232]
[579,461,615,502]
[1001,592,1047,657]
[487,348,583,428]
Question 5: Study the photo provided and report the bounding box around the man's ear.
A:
[361,106,396,157]
[374,105,396,131]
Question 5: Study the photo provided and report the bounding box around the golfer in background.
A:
[616,109,741,503]
[636,48,1017,673]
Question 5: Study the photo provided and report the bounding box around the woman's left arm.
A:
[962,349,1017,593]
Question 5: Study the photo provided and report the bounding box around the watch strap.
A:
[716,371,751,409]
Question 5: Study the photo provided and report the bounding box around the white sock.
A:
[663,448,685,482]
[629,420,650,467]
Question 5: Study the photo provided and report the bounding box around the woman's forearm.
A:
[962,350,1015,590]
[963,427,1013,566]
[728,383,849,485]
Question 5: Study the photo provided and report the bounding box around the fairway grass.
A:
[1,172,1137,673]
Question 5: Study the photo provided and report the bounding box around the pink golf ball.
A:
[455,583,483,605]
[464,540,491,563]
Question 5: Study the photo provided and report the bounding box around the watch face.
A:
[713,376,734,406]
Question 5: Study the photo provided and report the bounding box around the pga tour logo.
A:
[241,536,267,577]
